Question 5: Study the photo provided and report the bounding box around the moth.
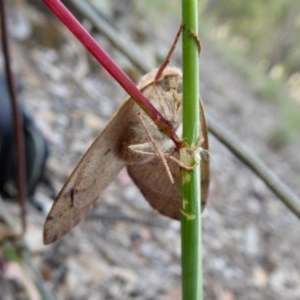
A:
[43,67,209,244]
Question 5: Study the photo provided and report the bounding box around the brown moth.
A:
[43,67,209,244]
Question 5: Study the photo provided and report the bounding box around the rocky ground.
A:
[1,1,300,299]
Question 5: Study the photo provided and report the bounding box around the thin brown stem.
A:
[0,0,27,232]
[207,114,300,218]
[155,24,183,82]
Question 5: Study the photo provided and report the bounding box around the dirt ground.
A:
[1,1,300,299]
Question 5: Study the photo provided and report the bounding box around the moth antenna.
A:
[154,24,183,82]
[137,112,175,184]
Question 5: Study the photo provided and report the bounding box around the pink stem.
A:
[42,0,182,147]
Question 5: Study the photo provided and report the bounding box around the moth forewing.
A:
[43,99,134,244]
[72,100,136,209]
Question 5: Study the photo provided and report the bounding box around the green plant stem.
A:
[181,0,203,299]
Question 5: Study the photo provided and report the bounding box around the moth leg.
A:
[129,139,206,172]
[128,145,176,161]
[167,135,209,170]
[129,143,157,154]
[188,29,202,53]
[167,155,194,171]
[134,112,175,183]
[129,142,174,184]
[184,136,205,155]
[128,142,158,155]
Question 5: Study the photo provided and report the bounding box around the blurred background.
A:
[0,0,300,299]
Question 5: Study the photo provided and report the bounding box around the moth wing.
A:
[127,154,181,219]
[43,99,135,244]
[127,100,209,220]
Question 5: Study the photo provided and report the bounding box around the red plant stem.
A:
[42,0,183,147]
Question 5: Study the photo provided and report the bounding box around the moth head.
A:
[139,67,183,130]
[159,73,182,94]
[155,67,183,128]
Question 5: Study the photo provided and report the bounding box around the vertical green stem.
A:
[181,0,202,299]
